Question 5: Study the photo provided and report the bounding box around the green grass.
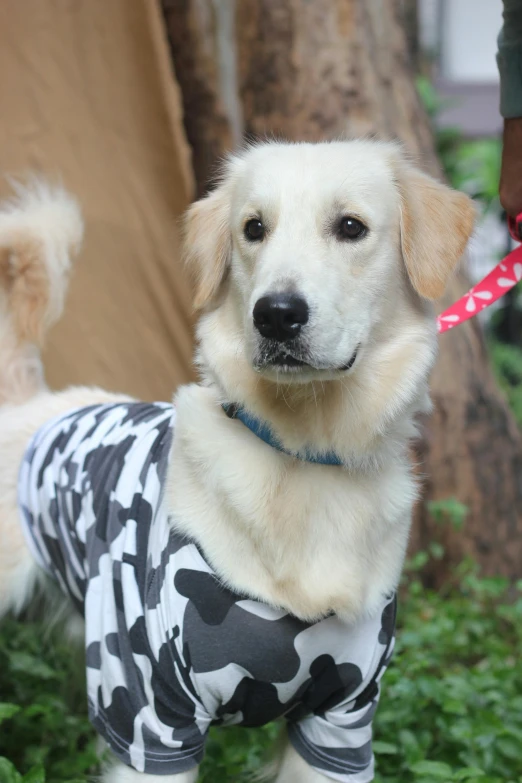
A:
[1,558,521,783]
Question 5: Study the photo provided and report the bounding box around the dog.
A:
[0,141,475,783]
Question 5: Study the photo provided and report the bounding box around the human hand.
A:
[500,117,522,218]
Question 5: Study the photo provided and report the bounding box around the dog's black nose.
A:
[253,294,309,341]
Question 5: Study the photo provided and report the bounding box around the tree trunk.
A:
[401,0,420,72]
[162,0,236,196]
[163,0,522,581]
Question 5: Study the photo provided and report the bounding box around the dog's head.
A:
[184,140,475,395]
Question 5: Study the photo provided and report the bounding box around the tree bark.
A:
[162,0,235,196]
[163,0,522,581]
[401,0,420,72]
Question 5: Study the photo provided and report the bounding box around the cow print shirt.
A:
[18,402,396,782]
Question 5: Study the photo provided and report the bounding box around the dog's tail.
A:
[0,179,83,403]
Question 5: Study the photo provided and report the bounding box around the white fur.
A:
[0,143,474,782]
[0,180,83,405]
[0,178,83,326]
[103,761,198,783]
[274,743,332,783]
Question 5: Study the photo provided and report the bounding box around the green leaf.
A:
[453,768,486,781]
[0,704,20,725]
[373,741,399,755]
[7,653,57,680]
[412,760,454,778]
[406,551,429,571]
[497,737,521,760]
[22,767,45,783]
[442,699,467,716]
[429,542,445,560]
[0,758,22,783]
[427,498,468,530]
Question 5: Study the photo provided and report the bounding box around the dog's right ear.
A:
[183,182,231,311]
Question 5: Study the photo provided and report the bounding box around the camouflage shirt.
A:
[18,402,396,781]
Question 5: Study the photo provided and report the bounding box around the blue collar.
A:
[222,403,344,466]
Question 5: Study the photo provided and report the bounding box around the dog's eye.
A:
[244,219,265,242]
[338,217,367,240]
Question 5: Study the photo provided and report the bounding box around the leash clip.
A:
[508,212,522,243]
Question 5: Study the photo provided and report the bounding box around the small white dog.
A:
[0,141,474,783]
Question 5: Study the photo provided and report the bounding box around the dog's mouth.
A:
[257,346,360,374]
[337,348,359,371]
[270,354,308,369]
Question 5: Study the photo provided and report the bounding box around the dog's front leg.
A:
[103,759,199,783]
[274,742,330,783]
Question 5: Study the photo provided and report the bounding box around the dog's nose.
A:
[253,294,309,341]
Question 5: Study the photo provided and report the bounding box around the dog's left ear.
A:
[183,182,232,311]
[397,163,476,300]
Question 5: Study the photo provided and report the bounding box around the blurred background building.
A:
[422,0,502,137]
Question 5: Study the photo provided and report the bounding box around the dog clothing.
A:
[18,402,396,782]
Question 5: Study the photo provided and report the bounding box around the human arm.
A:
[497,1,522,216]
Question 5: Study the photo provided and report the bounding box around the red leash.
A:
[437,214,522,334]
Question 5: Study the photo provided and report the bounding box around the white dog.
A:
[0,141,474,783]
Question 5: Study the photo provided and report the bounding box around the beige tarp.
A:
[0,0,195,401]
